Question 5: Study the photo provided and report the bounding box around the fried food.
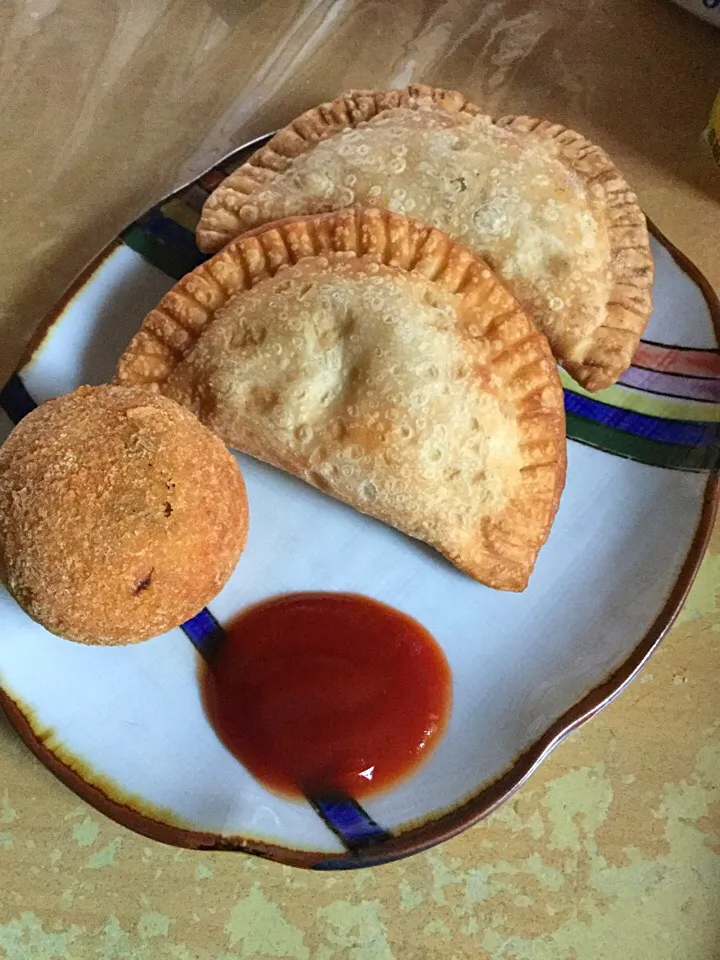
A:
[0,385,248,644]
[116,208,566,591]
[195,86,653,391]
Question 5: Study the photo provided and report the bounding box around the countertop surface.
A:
[1,1,719,958]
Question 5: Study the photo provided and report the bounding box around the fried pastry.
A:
[196,85,653,391]
[116,208,565,591]
[0,385,248,645]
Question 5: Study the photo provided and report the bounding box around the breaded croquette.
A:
[0,385,248,644]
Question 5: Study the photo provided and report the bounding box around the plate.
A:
[668,0,720,28]
[1,135,718,869]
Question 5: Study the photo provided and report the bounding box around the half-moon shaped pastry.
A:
[196,85,653,391]
[117,208,566,591]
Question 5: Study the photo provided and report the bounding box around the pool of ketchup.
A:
[203,592,452,800]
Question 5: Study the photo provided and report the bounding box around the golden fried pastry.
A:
[196,85,653,391]
[0,385,248,645]
[116,208,566,591]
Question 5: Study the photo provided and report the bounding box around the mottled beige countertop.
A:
[1,1,720,958]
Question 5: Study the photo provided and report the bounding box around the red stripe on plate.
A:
[633,342,720,378]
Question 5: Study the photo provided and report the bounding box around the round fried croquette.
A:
[0,385,248,645]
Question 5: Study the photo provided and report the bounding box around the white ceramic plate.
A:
[1,136,718,868]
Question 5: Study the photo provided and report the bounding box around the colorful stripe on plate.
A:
[563,392,716,447]
[309,795,391,853]
[181,607,225,661]
[558,370,720,424]
[633,340,720,379]
[122,210,206,281]
[563,370,718,471]
[565,410,717,472]
[619,365,720,404]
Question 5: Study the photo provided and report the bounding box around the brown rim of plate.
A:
[1,141,719,870]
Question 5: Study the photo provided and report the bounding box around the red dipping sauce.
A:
[203,592,452,800]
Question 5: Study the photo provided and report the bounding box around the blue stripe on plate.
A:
[0,373,38,423]
[181,607,225,661]
[310,795,392,852]
[134,209,208,271]
[312,853,396,870]
[563,390,718,447]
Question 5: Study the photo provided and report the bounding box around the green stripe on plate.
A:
[122,224,198,281]
[559,369,720,423]
[566,411,717,472]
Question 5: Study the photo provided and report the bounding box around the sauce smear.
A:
[204,592,451,799]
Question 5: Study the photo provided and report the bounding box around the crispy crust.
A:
[195,86,652,391]
[117,207,565,591]
[494,115,653,391]
[196,85,481,254]
[0,385,248,644]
